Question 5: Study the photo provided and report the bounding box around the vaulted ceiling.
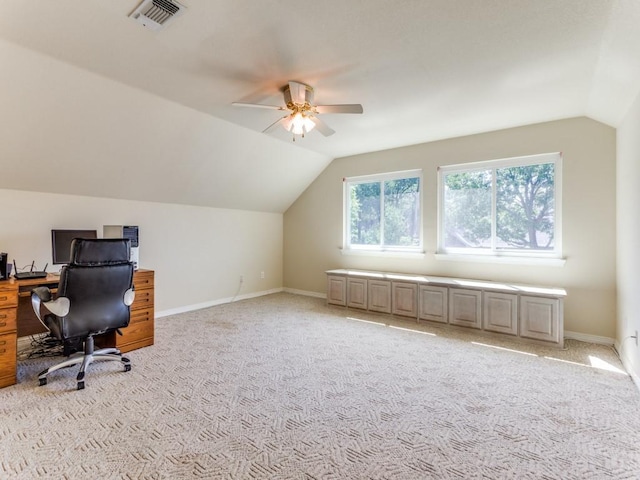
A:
[1,1,639,212]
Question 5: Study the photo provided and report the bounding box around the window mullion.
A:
[345,181,351,249]
[380,181,385,248]
[491,169,497,252]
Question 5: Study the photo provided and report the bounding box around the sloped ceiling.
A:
[0,0,639,212]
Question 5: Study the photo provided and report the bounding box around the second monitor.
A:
[51,229,98,265]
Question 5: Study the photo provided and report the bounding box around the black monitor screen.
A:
[51,229,97,265]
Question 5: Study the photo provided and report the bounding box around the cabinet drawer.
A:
[133,270,154,289]
[0,332,17,374]
[119,319,154,346]
[132,288,154,311]
[0,290,18,309]
[0,308,17,334]
[130,307,153,325]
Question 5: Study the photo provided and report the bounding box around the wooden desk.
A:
[0,269,154,388]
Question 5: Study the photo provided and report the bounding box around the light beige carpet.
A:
[1,293,639,479]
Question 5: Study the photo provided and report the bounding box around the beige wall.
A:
[0,189,283,315]
[284,117,616,339]
[616,91,640,381]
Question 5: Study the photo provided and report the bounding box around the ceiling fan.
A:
[232,81,363,139]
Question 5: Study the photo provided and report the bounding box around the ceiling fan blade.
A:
[315,104,363,114]
[232,102,286,111]
[288,81,307,105]
[262,116,288,134]
[310,116,336,136]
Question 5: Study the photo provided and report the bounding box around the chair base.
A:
[38,336,131,390]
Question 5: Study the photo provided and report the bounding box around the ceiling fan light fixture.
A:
[287,112,315,135]
[233,81,362,139]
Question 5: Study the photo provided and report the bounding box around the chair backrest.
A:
[56,238,134,339]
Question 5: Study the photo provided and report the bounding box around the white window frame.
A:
[437,153,563,263]
[343,169,424,256]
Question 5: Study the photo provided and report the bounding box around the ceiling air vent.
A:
[129,0,186,31]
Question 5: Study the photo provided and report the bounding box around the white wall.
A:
[616,91,640,382]
[0,189,282,315]
[284,117,617,340]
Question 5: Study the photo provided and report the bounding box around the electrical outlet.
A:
[240,275,244,283]
[260,271,265,279]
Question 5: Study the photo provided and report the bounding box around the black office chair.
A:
[31,238,135,390]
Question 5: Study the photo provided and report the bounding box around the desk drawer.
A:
[0,291,18,308]
[130,306,153,325]
[120,319,154,346]
[0,308,17,334]
[0,332,17,376]
[133,270,154,289]
[132,289,154,311]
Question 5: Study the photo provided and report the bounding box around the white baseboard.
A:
[564,330,615,346]
[155,288,284,318]
[614,339,640,395]
[283,287,326,299]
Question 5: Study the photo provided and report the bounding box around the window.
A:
[438,153,561,258]
[344,170,422,254]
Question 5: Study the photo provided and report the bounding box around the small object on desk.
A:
[12,260,48,279]
[14,271,48,279]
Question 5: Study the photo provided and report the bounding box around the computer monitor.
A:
[51,229,98,265]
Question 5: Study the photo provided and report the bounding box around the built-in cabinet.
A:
[346,277,367,309]
[327,275,347,307]
[449,288,482,329]
[368,280,392,313]
[519,295,561,344]
[392,282,418,318]
[483,292,518,336]
[418,285,448,323]
[326,269,566,347]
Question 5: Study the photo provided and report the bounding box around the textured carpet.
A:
[1,293,639,479]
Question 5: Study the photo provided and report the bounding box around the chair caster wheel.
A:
[39,378,47,386]
[77,381,85,390]
[124,364,131,372]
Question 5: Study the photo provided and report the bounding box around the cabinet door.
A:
[347,278,368,310]
[483,292,518,335]
[520,295,560,344]
[368,280,392,313]
[449,288,482,329]
[326,275,347,306]
[418,286,448,323]
[392,282,418,318]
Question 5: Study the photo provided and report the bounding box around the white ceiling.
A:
[1,0,639,210]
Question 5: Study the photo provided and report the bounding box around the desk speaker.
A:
[0,253,7,280]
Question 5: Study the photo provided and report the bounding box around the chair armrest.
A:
[124,288,135,307]
[31,287,51,326]
[31,286,52,303]
[31,288,70,326]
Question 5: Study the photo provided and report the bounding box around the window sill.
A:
[341,248,426,259]
[435,253,566,267]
